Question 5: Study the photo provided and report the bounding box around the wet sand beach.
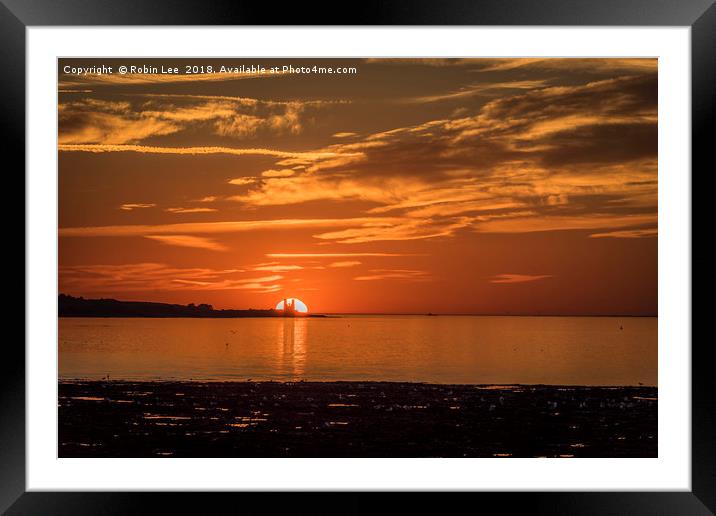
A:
[59,381,657,458]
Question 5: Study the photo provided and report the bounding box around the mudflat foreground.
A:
[59,381,657,457]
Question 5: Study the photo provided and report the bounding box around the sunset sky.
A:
[58,58,657,315]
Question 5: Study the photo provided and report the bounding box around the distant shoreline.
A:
[58,295,655,318]
[58,294,326,318]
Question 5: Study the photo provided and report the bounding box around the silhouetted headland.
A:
[58,294,327,318]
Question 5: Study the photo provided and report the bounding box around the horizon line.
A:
[58,294,656,318]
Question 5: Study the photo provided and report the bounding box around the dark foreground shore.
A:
[59,381,657,457]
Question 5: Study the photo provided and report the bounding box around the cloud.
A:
[58,144,350,161]
[127,93,347,107]
[489,274,552,284]
[251,263,304,272]
[139,101,239,122]
[59,263,283,294]
[60,62,657,250]
[221,72,656,243]
[476,213,656,234]
[120,203,155,211]
[261,169,295,178]
[354,269,430,281]
[406,80,549,103]
[471,58,657,74]
[545,194,569,206]
[176,274,283,292]
[59,217,399,238]
[58,69,288,89]
[228,174,391,206]
[328,261,361,268]
[59,99,180,144]
[266,252,417,258]
[165,207,218,214]
[313,217,471,244]
[58,95,345,145]
[589,228,657,238]
[144,235,227,251]
[228,177,257,186]
[58,98,239,144]
[214,102,304,138]
[360,58,654,73]
[404,199,527,218]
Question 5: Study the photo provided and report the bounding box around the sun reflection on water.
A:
[276,318,307,378]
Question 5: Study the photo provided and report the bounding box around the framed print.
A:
[5,0,711,513]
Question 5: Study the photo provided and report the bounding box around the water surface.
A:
[59,315,657,386]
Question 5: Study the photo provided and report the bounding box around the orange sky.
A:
[58,58,658,315]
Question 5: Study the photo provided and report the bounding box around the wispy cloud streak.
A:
[144,235,227,251]
[59,218,401,237]
[58,144,350,160]
[489,274,552,284]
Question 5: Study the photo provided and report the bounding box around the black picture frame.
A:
[5,0,709,513]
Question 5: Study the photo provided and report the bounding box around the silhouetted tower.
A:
[283,298,296,317]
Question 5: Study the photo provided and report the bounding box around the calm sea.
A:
[58,316,657,386]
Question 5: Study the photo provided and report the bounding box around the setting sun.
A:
[275,298,309,314]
